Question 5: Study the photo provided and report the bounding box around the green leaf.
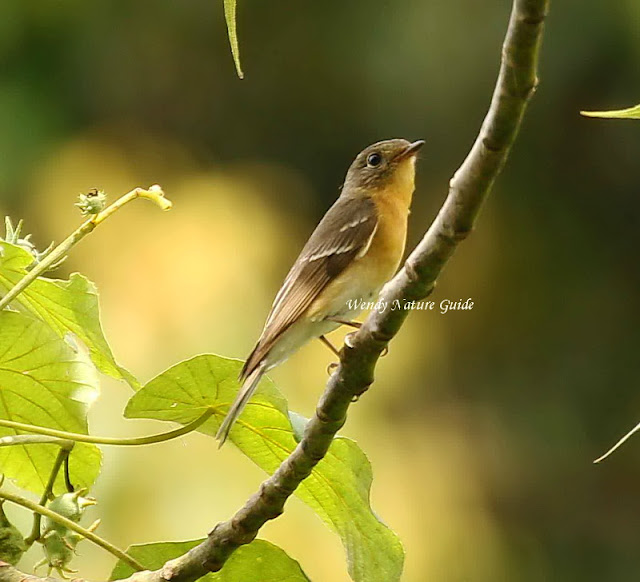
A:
[581,103,640,119]
[110,538,309,581]
[0,241,138,388]
[224,0,244,79]
[125,355,404,582]
[0,311,101,493]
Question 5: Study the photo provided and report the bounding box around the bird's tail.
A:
[216,361,267,446]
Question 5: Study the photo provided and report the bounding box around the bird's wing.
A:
[241,195,378,379]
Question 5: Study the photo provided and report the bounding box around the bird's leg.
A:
[319,335,341,375]
[319,335,340,357]
[327,317,362,330]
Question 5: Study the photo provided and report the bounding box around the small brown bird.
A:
[217,138,424,444]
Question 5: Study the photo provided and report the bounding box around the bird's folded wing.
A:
[242,195,378,376]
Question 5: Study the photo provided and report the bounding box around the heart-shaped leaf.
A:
[0,311,101,493]
[0,241,137,388]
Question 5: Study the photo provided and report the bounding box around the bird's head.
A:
[343,139,425,198]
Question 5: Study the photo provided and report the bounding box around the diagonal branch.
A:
[194,0,550,573]
[0,0,549,580]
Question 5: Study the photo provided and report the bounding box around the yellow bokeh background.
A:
[3,1,640,580]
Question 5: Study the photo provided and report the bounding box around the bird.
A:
[216,138,424,444]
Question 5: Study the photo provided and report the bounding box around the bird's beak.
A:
[396,140,425,162]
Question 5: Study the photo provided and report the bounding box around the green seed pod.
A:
[45,490,96,534]
[75,188,107,215]
[2,217,65,271]
[41,530,75,572]
[36,490,99,577]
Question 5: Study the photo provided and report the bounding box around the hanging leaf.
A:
[224,0,244,79]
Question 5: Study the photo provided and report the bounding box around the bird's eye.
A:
[366,152,382,168]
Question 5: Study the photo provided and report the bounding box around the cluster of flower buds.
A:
[2,217,65,271]
[34,489,100,578]
[75,188,107,216]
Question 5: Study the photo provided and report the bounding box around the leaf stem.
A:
[24,445,74,547]
[0,409,213,446]
[0,435,74,448]
[0,185,171,311]
[0,489,144,572]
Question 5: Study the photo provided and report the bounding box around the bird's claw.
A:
[327,362,339,375]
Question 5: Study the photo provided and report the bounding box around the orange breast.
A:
[308,160,415,321]
[366,195,409,282]
[307,198,409,321]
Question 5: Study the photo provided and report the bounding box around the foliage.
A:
[223,0,244,79]
[0,241,137,386]
[126,355,405,582]
[0,309,101,493]
[581,103,640,119]
[0,201,402,579]
[111,539,309,581]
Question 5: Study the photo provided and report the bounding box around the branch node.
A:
[202,556,224,573]
[482,137,503,153]
[369,326,393,345]
[404,260,421,285]
[300,438,327,463]
[521,13,547,26]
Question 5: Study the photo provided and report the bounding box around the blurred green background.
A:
[2,1,640,580]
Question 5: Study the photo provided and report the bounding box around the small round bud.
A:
[45,490,97,531]
[76,188,107,215]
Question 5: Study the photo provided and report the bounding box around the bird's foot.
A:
[327,362,339,375]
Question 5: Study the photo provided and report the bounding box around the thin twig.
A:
[0,409,214,446]
[63,454,73,493]
[0,490,144,572]
[0,435,73,448]
[0,435,75,547]
[0,185,171,312]
[24,445,74,547]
